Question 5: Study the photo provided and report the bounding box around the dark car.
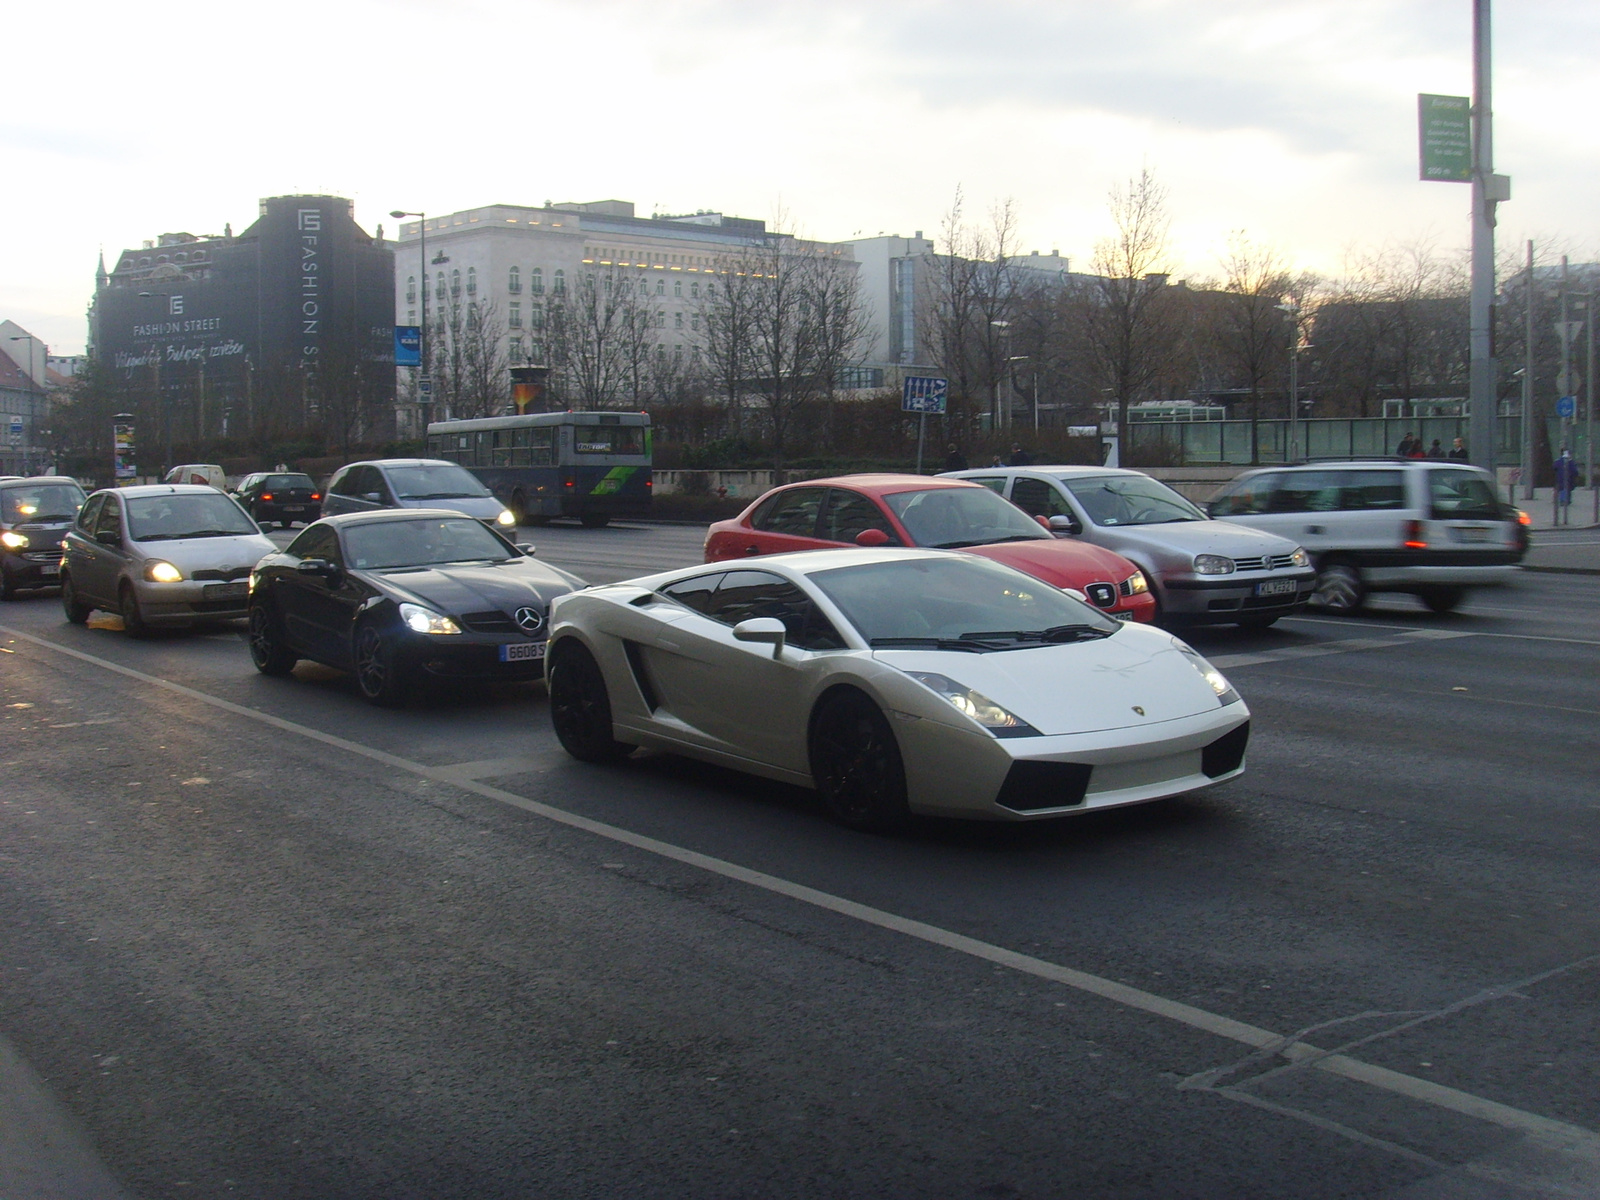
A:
[233,472,323,528]
[246,510,584,705]
[1,477,88,600]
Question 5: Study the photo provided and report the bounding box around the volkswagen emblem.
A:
[1085,582,1117,609]
[514,606,544,635]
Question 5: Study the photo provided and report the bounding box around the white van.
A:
[162,464,228,490]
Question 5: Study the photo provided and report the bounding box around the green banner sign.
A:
[1419,94,1471,182]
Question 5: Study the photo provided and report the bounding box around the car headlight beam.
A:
[905,671,1040,737]
[0,531,29,549]
[496,509,517,526]
[1124,571,1149,595]
[1193,553,1235,576]
[145,560,183,583]
[1170,637,1241,705]
[399,602,462,636]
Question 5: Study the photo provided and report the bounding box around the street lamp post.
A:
[1275,302,1303,463]
[989,320,1012,431]
[7,334,43,472]
[390,210,428,433]
[137,291,171,472]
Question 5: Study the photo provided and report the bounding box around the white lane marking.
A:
[6,622,1599,1155]
[1208,629,1473,669]
[428,755,548,781]
[1284,615,1600,648]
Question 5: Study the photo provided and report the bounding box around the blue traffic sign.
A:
[394,325,422,367]
[902,376,949,414]
[1556,395,1576,418]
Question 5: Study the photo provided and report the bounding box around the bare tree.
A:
[1217,231,1292,460]
[1083,170,1181,448]
[433,294,509,419]
[799,246,873,451]
[546,265,657,409]
[700,260,760,438]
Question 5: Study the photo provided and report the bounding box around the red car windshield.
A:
[882,488,1049,549]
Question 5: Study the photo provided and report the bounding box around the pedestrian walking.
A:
[942,443,969,472]
[1395,432,1419,457]
[1007,443,1033,467]
[1448,437,1469,460]
[1554,448,1579,526]
[1427,439,1445,459]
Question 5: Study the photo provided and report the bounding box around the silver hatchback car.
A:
[60,484,276,635]
[944,466,1314,628]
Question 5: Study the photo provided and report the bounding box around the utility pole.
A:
[1588,287,1597,524]
[1468,0,1504,476]
[1522,241,1535,501]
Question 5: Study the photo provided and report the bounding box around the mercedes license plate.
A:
[498,641,547,663]
[1454,526,1491,543]
[1255,578,1298,597]
[202,582,248,600]
[40,562,60,577]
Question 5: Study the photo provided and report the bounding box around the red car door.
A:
[706,486,831,560]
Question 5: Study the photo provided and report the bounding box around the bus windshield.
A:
[573,425,646,456]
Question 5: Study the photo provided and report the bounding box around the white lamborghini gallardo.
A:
[546,548,1250,832]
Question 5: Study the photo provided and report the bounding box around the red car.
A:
[705,474,1157,622]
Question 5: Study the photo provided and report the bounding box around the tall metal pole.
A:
[1468,0,1499,475]
[1522,241,1535,500]
[1288,319,1300,462]
[1588,287,1597,523]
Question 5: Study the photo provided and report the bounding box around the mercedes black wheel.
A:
[809,688,910,834]
[248,603,298,676]
[547,641,633,763]
[353,620,410,707]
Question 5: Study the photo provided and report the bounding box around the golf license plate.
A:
[283,505,306,513]
[1255,578,1298,597]
[203,582,248,600]
[498,641,547,663]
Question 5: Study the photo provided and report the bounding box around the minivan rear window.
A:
[1429,470,1502,520]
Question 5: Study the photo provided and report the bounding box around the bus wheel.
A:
[579,513,611,529]
[509,491,529,525]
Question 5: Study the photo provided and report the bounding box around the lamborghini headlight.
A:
[399,602,461,636]
[1171,637,1240,705]
[1,531,28,549]
[145,560,183,583]
[906,672,1040,737]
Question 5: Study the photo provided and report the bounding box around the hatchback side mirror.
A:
[854,528,889,547]
[1047,514,1082,535]
[362,492,383,504]
[732,616,787,659]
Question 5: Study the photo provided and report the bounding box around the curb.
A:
[1522,565,1600,577]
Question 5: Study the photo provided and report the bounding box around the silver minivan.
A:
[1205,460,1522,612]
[320,459,517,530]
[944,466,1314,628]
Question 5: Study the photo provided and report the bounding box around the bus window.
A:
[530,428,555,466]
[573,425,645,456]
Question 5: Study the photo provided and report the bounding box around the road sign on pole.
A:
[902,377,948,474]
[1419,94,1472,181]
[1556,395,1576,419]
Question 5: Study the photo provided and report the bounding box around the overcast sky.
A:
[5,0,1596,354]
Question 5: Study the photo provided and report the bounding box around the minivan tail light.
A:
[1403,519,1427,550]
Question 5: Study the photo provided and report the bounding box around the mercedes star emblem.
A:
[514,606,544,635]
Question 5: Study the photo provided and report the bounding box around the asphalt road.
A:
[2,522,1597,1199]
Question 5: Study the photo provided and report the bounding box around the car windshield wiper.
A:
[134,528,248,541]
[986,533,1051,543]
[869,635,997,653]
[399,491,488,500]
[1136,516,1202,524]
[960,624,1115,644]
[928,539,987,549]
[28,514,79,523]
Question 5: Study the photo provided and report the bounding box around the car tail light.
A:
[1517,509,1532,527]
[1403,519,1427,549]
[261,492,273,501]
[645,479,652,488]
[311,492,322,501]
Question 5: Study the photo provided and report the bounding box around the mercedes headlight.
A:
[1193,554,1235,576]
[906,671,1039,737]
[0,531,28,549]
[1124,571,1149,595]
[399,602,461,635]
[145,560,183,583]
[496,509,517,526]
[1171,637,1240,705]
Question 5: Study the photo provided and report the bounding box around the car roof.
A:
[0,475,82,488]
[312,507,490,528]
[770,473,980,496]
[341,458,454,470]
[96,483,229,498]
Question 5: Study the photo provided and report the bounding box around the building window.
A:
[655,278,665,296]
[451,269,461,297]
[466,267,477,295]
[407,309,416,324]
[530,304,545,330]
[691,312,700,331]
[706,283,716,300]
[509,266,521,293]
[553,269,566,295]
[657,312,666,328]
[531,268,544,295]
[674,279,683,298]
[690,280,699,299]
[656,344,666,360]
[406,276,417,303]
[530,341,545,362]
[674,345,683,364]
[437,273,446,302]
[510,336,523,361]
[674,311,684,329]
[509,302,522,328]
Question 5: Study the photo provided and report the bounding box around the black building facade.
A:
[91,195,394,467]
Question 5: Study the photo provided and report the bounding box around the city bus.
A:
[425,411,652,527]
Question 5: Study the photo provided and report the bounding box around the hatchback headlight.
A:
[145,560,183,583]
[906,671,1039,737]
[1193,554,1235,576]
[1289,547,1310,568]
[0,531,28,549]
[399,602,461,636]
[1124,571,1149,595]
[1171,637,1240,705]
[496,509,517,526]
